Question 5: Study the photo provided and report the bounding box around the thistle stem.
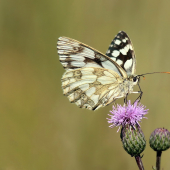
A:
[135,155,144,170]
[156,151,162,170]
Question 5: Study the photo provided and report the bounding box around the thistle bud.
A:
[120,124,146,157]
[149,128,170,151]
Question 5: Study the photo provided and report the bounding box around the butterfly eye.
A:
[133,77,137,82]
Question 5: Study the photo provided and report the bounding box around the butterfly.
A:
[57,31,142,110]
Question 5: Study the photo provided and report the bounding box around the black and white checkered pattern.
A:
[106,31,136,76]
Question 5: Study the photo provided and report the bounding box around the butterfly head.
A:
[128,75,139,85]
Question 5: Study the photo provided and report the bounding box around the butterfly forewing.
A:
[106,31,136,75]
[57,36,127,78]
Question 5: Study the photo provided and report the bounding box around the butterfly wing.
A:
[57,36,127,78]
[106,31,136,76]
[62,67,126,110]
[57,35,130,110]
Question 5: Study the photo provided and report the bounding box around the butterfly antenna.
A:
[138,72,170,77]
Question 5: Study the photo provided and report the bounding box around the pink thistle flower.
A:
[107,100,148,132]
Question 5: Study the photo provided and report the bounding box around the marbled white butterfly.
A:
[57,31,142,110]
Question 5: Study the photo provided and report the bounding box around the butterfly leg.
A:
[124,93,129,104]
[112,99,117,107]
[133,82,143,103]
[137,82,143,101]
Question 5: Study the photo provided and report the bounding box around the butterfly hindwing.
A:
[57,36,127,78]
[106,31,136,75]
[62,67,125,110]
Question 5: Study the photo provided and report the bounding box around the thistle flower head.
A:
[107,100,148,131]
[149,128,170,151]
[120,124,146,157]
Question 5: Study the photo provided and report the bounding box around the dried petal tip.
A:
[120,124,146,157]
[149,128,170,151]
[107,100,148,131]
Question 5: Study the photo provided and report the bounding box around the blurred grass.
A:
[1,0,170,169]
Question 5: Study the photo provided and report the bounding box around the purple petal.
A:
[107,100,148,131]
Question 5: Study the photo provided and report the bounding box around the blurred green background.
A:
[1,0,170,169]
